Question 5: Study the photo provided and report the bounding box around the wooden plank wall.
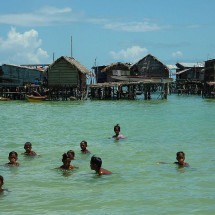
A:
[48,59,79,86]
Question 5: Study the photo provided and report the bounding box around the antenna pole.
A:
[71,36,73,58]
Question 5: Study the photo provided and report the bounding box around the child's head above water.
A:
[8,151,18,165]
[176,151,185,164]
[67,150,75,160]
[24,142,32,151]
[80,140,87,150]
[114,124,121,132]
[8,151,18,160]
[90,155,102,170]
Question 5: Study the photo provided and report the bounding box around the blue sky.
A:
[0,0,215,70]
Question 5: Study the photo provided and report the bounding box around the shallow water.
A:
[0,94,215,215]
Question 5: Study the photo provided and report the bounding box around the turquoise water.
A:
[0,95,214,215]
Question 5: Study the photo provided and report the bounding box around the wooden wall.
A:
[48,59,80,87]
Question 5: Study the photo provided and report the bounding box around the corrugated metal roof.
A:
[176,62,204,68]
[176,68,192,75]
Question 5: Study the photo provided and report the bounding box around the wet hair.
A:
[114,124,121,131]
[80,140,87,146]
[24,142,32,147]
[62,153,70,162]
[67,150,75,157]
[90,155,102,168]
[9,151,18,158]
[176,151,185,157]
[0,175,3,185]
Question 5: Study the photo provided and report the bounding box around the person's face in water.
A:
[63,158,71,168]
[114,127,120,136]
[176,153,185,165]
[67,152,74,160]
[9,153,17,164]
[24,144,32,153]
[90,161,97,170]
[80,142,87,151]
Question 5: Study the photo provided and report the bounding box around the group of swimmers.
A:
[0,124,189,193]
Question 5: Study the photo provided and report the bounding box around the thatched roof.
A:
[130,54,168,70]
[101,62,131,73]
[46,56,90,74]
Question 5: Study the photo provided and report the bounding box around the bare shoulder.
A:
[100,168,112,175]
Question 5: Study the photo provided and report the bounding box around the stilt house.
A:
[175,62,204,81]
[91,65,106,83]
[130,54,169,78]
[203,59,215,98]
[204,59,215,82]
[0,64,44,87]
[101,62,131,82]
[46,56,90,88]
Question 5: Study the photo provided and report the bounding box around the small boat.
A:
[26,95,47,102]
[0,96,10,101]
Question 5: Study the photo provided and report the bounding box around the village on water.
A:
[0,53,215,102]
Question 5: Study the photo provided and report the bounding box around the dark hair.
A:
[62,153,70,162]
[24,142,32,147]
[176,151,185,157]
[114,124,120,131]
[80,140,87,146]
[9,151,18,158]
[90,155,102,168]
[67,150,75,157]
[0,175,3,184]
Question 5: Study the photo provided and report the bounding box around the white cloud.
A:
[38,6,72,15]
[172,51,183,58]
[0,6,166,33]
[110,46,148,62]
[0,27,49,64]
[104,21,162,32]
[0,7,75,27]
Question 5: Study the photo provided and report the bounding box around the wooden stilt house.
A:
[46,56,90,88]
[130,54,169,78]
[203,59,215,98]
[101,62,131,82]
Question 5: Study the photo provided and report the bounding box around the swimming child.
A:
[58,153,75,171]
[0,175,4,193]
[174,151,189,167]
[90,155,112,175]
[23,142,37,156]
[158,151,189,167]
[112,124,125,140]
[6,151,19,166]
[80,140,90,154]
[67,150,75,160]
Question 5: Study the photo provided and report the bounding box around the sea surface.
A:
[0,94,214,215]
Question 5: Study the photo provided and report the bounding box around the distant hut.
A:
[130,54,169,78]
[203,59,215,98]
[101,62,131,82]
[175,62,204,95]
[175,62,204,81]
[46,56,90,88]
[204,59,215,82]
[0,64,44,87]
[91,65,106,83]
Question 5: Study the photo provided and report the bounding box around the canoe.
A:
[26,95,47,102]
